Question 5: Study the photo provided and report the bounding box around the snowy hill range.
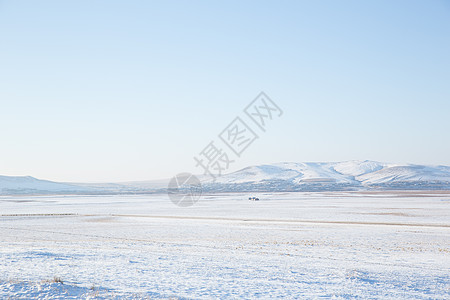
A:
[1,161,450,195]
[0,175,93,195]
[202,160,450,192]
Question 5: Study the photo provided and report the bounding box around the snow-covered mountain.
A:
[202,160,450,192]
[1,161,450,195]
[0,175,94,195]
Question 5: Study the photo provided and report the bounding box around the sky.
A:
[0,0,449,182]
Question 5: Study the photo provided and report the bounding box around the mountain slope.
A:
[0,175,94,195]
[203,160,450,192]
[2,161,450,195]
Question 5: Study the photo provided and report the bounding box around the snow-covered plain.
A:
[1,192,449,299]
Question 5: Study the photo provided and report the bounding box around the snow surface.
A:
[1,192,449,299]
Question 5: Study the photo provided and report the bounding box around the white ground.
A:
[0,192,449,299]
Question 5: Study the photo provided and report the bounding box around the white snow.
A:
[2,161,450,195]
[1,192,449,299]
[358,164,450,185]
[0,176,92,195]
[333,160,386,177]
[208,160,450,190]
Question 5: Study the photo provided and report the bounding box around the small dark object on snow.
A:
[248,197,259,201]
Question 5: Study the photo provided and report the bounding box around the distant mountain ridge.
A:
[1,161,450,195]
[202,160,450,192]
[0,175,94,195]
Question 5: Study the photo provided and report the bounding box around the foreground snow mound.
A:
[0,280,114,299]
[0,280,173,299]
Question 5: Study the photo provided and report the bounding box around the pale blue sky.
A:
[0,0,449,182]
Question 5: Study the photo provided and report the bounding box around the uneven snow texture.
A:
[1,192,449,299]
